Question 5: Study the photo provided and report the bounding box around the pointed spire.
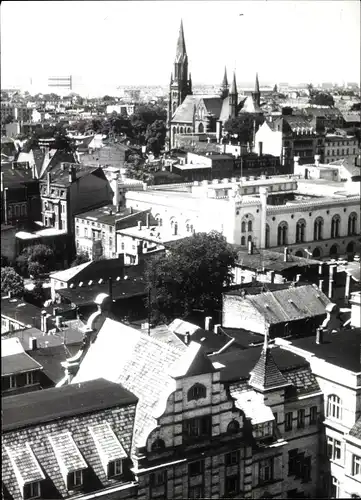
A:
[248,335,290,392]
[222,67,228,88]
[230,71,237,95]
[255,72,260,94]
[170,72,173,84]
[176,19,187,59]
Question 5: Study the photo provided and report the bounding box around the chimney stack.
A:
[293,156,300,169]
[41,310,48,334]
[248,240,253,255]
[55,316,63,328]
[269,270,275,283]
[213,324,221,335]
[69,165,76,183]
[316,327,324,345]
[258,141,263,157]
[29,337,37,350]
[283,247,289,262]
[314,155,321,167]
[1,172,4,192]
[319,279,324,291]
[47,172,51,194]
[138,221,142,231]
[205,316,212,331]
[184,332,190,345]
[296,274,301,282]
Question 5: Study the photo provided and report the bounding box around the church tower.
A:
[252,72,261,107]
[168,20,192,123]
[229,71,238,119]
[220,67,229,99]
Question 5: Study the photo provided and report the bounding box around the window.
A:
[277,221,288,246]
[109,237,113,247]
[150,470,166,486]
[248,220,253,232]
[330,476,340,499]
[265,224,270,248]
[26,372,35,385]
[352,455,361,477]
[121,242,125,251]
[76,226,79,236]
[254,422,273,439]
[225,475,239,495]
[188,383,207,401]
[67,470,83,489]
[108,459,122,478]
[225,451,239,466]
[183,416,212,440]
[288,449,298,476]
[24,481,41,499]
[297,409,305,429]
[285,412,293,431]
[241,221,246,232]
[327,394,342,420]
[189,486,203,499]
[84,228,88,237]
[309,406,317,425]
[313,217,323,241]
[227,420,240,434]
[109,226,113,233]
[188,460,204,476]
[151,438,165,451]
[327,436,342,461]
[331,215,340,238]
[296,219,306,243]
[259,458,273,484]
[241,236,246,246]
[302,456,311,483]
[348,212,357,236]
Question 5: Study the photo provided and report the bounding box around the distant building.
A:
[106,104,135,116]
[324,133,359,165]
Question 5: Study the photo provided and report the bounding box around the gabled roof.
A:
[202,97,223,118]
[50,261,92,282]
[349,417,361,440]
[239,95,262,114]
[172,95,204,122]
[249,337,290,392]
[73,318,188,450]
[1,162,36,187]
[2,352,42,377]
[234,247,321,271]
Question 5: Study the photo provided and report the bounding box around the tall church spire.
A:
[253,72,261,107]
[175,19,187,62]
[222,67,228,88]
[230,71,237,95]
[255,72,260,94]
[220,67,229,99]
[229,71,238,118]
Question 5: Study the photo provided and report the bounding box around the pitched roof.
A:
[231,388,274,425]
[44,162,100,186]
[73,318,187,450]
[50,260,92,282]
[230,72,237,95]
[349,417,361,440]
[2,352,42,376]
[1,162,36,187]
[234,247,321,271]
[221,67,228,87]
[255,73,260,94]
[172,95,203,122]
[202,97,223,118]
[249,339,290,392]
[2,378,137,432]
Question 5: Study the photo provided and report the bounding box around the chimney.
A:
[138,221,142,231]
[53,307,59,316]
[69,165,76,183]
[1,172,4,192]
[319,279,324,291]
[146,213,150,229]
[41,310,48,334]
[248,240,253,255]
[293,156,300,169]
[111,174,119,207]
[213,324,221,335]
[29,337,37,350]
[108,277,113,303]
[328,265,335,299]
[205,316,212,331]
[184,332,190,345]
[318,263,324,275]
[55,316,63,328]
[295,274,301,282]
[283,247,289,262]
[129,206,133,214]
[47,172,51,194]
[258,141,263,157]
[314,155,321,167]
[32,164,36,179]
[316,327,324,345]
[4,188,8,225]
[269,270,275,283]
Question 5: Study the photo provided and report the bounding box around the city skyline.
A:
[1,0,360,96]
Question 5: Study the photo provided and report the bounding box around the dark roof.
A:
[58,278,146,306]
[213,344,308,383]
[1,298,43,328]
[249,345,290,391]
[43,162,99,186]
[221,327,269,349]
[202,97,223,118]
[76,205,141,226]
[1,163,36,187]
[233,248,320,272]
[290,327,361,373]
[349,417,361,440]
[2,378,138,432]
[27,343,82,384]
[2,352,42,376]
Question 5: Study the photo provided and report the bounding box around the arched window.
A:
[241,236,246,246]
[312,247,322,258]
[327,394,342,420]
[176,126,180,134]
[314,217,324,241]
[198,123,204,133]
[295,250,303,257]
[227,420,240,434]
[241,221,246,232]
[172,102,177,114]
[331,214,340,238]
[348,212,357,236]
[187,127,191,133]
[248,235,252,242]
[155,214,163,227]
[188,383,207,401]
[248,220,253,232]
[265,224,270,249]
[330,244,338,257]
[151,438,165,451]
[296,218,306,243]
[180,127,183,134]
[172,126,176,136]
[277,221,288,246]
[346,241,355,254]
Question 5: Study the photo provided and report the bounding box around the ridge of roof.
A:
[249,343,290,392]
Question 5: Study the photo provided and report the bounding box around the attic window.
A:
[227,420,240,434]
[67,470,83,489]
[108,459,123,478]
[151,438,165,451]
[253,421,273,440]
[188,383,207,401]
[24,481,41,500]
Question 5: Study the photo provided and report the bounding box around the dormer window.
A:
[67,470,83,489]
[108,459,122,478]
[24,481,41,499]
[151,438,165,451]
[227,420,240,434]
[188,383,207,401]
[253,421,273,439]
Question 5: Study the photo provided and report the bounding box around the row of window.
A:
[2,372,37,391]
[326,148,357,156]
[288,449,312,483]
[284,406,318,431]
[8,203,27,217]
[326,438,361,475]
[76,218,113,230]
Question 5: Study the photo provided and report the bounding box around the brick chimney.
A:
[283,247,289,262]
[205,316,212,331]
[316,327,324,345]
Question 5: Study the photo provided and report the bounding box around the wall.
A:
[255,124,283,158]
[222,294,268,334]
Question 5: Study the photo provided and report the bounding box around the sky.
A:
[1,0,360,96]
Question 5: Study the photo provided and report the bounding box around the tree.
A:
[145,120,167,156]
[92,118,103,133]
[144,231,237,324]
[1,267,24,297]
[71,251,90,267]
[130,105,167,145]
[26,280,45,307]
[16,244,55,278]
[1,255,10,267]
[309,92,335,107]
[224,114,263,144]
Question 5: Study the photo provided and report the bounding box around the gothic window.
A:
[172,127,176,137]
[248,220,253,232]
[265,224,270,248]
[248,235,252,242]
[188,383,207,402]
[241,221,246,232]
[176,126,180,134]
[314,217,324,241]
[187,127,191,133]
[173,102,177,114]
[241,236,246,246]
[329,244,338,257]
[296,218,306,243]
[151,438,165,451]
[348,212,357,236]
[227,420,240,434]
[198,123,204,133]
[331,214,340,238]
[180,127,183,134]
[277,221,288,246]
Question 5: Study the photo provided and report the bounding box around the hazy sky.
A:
[1,0,360,96]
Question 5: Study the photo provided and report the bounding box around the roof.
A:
[76,205,141,226]
[342,112,361,123]
[50,260,92,282]
[225,284,330,325]
[176,20,187,59]
[339,261,361,282]
[2,352,43,376]
[2,378,138,432]
[172,95,203,122]
[73,318,187,450]
[1,298,43,328]
[202,97,223,118]
[168,319,231,354]
[28,343,82,385]
[249,342,290,391]
[43,163,101,186]
[1,337,24,356]
[234,248,321,271]
[232,389,275,425]
[349,417,361,440]
[290,327,361,373]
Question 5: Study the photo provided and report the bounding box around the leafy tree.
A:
[145,120,167,156]
[1,267,24,297]
[130,105,167,145]
[92,119,103,133]
[125,154,154,183]
[144,231,237,324]
[224,114,263,144]
[26,280,45,306]
[16,244,55,278]
[309,92,335,107]
[71,251,90,267]
[1,255,10,267]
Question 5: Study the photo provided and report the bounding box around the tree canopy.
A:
[145,120,167,156]
[144,231,237,324]
[309,92,335,107]
[1,267,24,297]
[71,251,90,267]
[16,244,55,278]
[223,114,263,144]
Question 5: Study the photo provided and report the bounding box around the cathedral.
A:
[168,21,263,148]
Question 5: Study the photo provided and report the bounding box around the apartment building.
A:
[324,134,359,165]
